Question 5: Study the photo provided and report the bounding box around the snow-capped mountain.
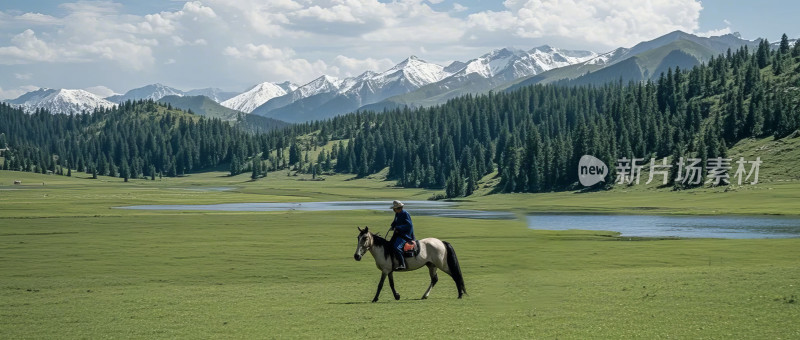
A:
[220,81,297,113]
[358,46,598,114]
[251,56,454,122]
[106,83,184,103]
[6,88,116,115]
[294,75,343,100]
[454,46,598,81]
[375,55,450,88]
[250,75,343,116]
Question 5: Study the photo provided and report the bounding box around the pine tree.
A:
[120,160,130,182]
[779,34,791,55]
[230,154,240,176]
[251,158,260,180]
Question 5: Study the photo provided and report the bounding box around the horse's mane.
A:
[369,232,393,261]
[370,232,390,246]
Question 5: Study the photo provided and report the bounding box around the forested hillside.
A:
[2,36,799,197]
[0,100,264,180]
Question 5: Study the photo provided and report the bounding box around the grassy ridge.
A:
[2,168,800,338]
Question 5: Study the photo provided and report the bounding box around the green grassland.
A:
[2,134,800,338]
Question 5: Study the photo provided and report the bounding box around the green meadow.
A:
[2,143,800,338]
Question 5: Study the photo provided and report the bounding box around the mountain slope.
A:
[5,88,116,115]
[106,83,184,103]
[159,95,243,120]
[158,95,290,132]
[503,31,758,91]
[184,88,238,103]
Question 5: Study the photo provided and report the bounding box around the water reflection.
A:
[116,200,516,220]
[527,214,800,239]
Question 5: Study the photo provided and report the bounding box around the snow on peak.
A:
[293,75,342,99]
[389,56,448,88]
[460,47,527,78]
[458,46,597,79]
[105,83,184,103]
[7,88,116,115]
[221,82,289,113]
[276,81,299,93]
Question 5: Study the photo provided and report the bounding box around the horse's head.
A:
[354,226,372,261]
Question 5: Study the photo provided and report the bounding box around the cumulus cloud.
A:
[0,29,61,64]
[467,0,705,48]
[15,13,61,25]
[84,85,118,97]
[0,85,40,100]
[223,44,293,60]
[333,55,395,76]
[452,3,468,12]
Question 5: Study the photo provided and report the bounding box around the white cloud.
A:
[172,36,208,46]
[14,73,32,80]
[0,29,61,64]
[224,44,293,60]
[467,0,706,48]
[0,85,40,100]
[15,13,61,25]
[182,1,217,19]
[452,3,468,12]
[84,85,117,97]
[333,55,395,76]
[254,58,330,84]
[697,27,732,38]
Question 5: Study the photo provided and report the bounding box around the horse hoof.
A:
[421,296,427,300]
[372,299,378,303]
[394,294,400,300]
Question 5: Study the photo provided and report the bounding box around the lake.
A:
[115,200,518,220]
[526,214,800,239]
[116,201,800,238]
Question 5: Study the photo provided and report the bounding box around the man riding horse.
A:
[389,200,415,271]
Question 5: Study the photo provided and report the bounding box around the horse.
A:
[353,226,466,302]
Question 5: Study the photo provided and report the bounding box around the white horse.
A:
[353,226,466,302]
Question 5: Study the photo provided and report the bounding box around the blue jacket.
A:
[391,210,415,242]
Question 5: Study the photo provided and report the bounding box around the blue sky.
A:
[1,0,797,99]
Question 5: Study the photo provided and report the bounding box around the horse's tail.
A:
[442,240,466,297]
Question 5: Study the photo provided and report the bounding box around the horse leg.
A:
[372,273,387,303]
[388,273,401,300]
[421,263,438,300]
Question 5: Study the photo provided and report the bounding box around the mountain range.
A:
[501,31,759,91]
[106,83,239,104]
[5,88,116,115]
[2,30,767,123]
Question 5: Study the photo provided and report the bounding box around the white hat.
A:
[391,200,404,209]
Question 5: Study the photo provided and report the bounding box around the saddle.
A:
[402,240,420,257]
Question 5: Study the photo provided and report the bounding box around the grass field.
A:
[2,165,800,339]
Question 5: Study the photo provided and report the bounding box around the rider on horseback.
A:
[389,200,415,271]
